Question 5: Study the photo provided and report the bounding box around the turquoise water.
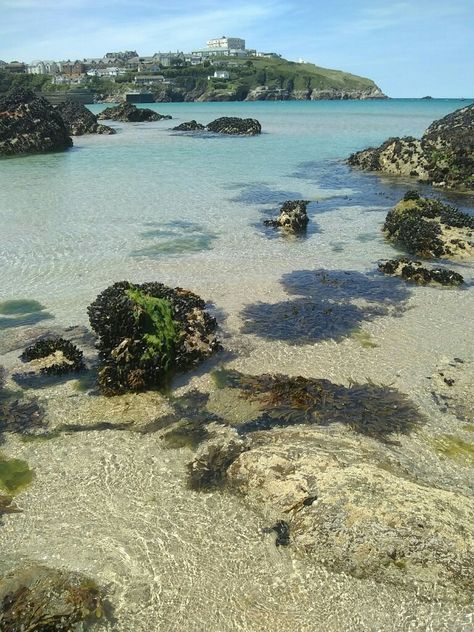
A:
[1,100,474,631]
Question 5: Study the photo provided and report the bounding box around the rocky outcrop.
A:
[172,120,205,132]
[98,103,172,122]
[378,258,464,286]
[206,117,261,135]
[87,281,220,396]
[55,101,115,135]
[0,88,72,156]
[0,565,105,630]
[245,86,387,101]
[349,104,474,191]
[383,191,474,259]
[264,200,310,232]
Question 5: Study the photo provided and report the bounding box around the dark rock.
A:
[264,200,310,233]
[55,101,115,136]
[206,116,261,135]
[348,104,474,191]
[383,194,474,259]
[0,88,72,156]
[87,281,221,396]
[263,520,291,546]
[97,103,171,122]
[20,337,86,375]
[172,120,205,131]
[378,258,464,286]
[0,565,105,631]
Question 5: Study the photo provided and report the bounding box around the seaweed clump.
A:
[378,258,464,286]
[20,337,85,375]
[214,370,424,440]
[0,565,105,631]
[88,281,220,396]
[383,192,474,258]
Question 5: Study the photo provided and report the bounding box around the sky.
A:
[0,0,473,97]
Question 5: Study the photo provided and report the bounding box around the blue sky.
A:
[0,0,473,97]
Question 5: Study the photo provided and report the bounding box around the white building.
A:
[27,60,59,75]
[211,70,229,79]
[207,36,245,51]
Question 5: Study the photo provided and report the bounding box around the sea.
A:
[0,99,473,631]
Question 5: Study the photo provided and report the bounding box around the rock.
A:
[310,86,387,100]
[245,87,290,101]
[348,104,474,191]
[188,424,250,491]
[20,337,86,375]
[206,117,261,135]
[264,200,310,233]
[0,565,105,630]
[0,365,46,439]
[97,103,172,122]
[55,101,115,136]
[87,281,221,396]
[378,258,464,286]
[0,88,72,156]
[0,494,19,517]
[226,427,474,600]
[172,120,205,132]
[383,191,474,259]
[430,357,474,422]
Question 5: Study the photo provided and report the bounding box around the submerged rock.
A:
[378,258,464,286]
[172,120,205,131]
[383,191,474,259]
[227,436,474,599]
[0,88,72,156]
[97,103,171,122]
[264,200,310,233]
[87,281,220,396]
[55,101,115,136]
[0,565,105,630]
[206,117,261,135]
[348,103,474,191]
[0,365,46,438]
[20,337,86,375]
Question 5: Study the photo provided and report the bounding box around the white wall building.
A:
[206,37,245,51]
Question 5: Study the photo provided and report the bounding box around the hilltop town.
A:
[0,36,386,102]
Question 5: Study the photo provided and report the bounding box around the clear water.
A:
[0,100,474,631]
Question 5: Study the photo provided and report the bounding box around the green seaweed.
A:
[131,234,216,258]
[126,289,179,370]
[0,299,46,315]
[350,328,379,349]
[462,424,474,433]
[432,435,474,466]
[72,371,97,392]
[0,455,34,493]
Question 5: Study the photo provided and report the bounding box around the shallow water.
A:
[1,99,474,630]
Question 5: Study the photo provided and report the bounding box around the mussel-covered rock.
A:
[55,101,115,136]
[20,337,85,375]
[383,191,474,259]
[172,120,205,131]
[348,103,474,191]
[87,281,220,396]
[378,258,464,286]
[0,565,105,631]
[264,200,310,233]
[0,88,72,156]
[97,103,171,122]
[206,117,261,135]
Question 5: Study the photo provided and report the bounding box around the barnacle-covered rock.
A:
[0,88,72,156]
[383,192,474,259]
[97,103,171,122]
[264,200,310,233]
[20,337,85,375]
[348,104,474,191]
[378,258,464,286]
[87,281,220,396]
[0,565,105,631]
[206,116,261,135]
[55,101,115,135]
[172,120,205,131]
